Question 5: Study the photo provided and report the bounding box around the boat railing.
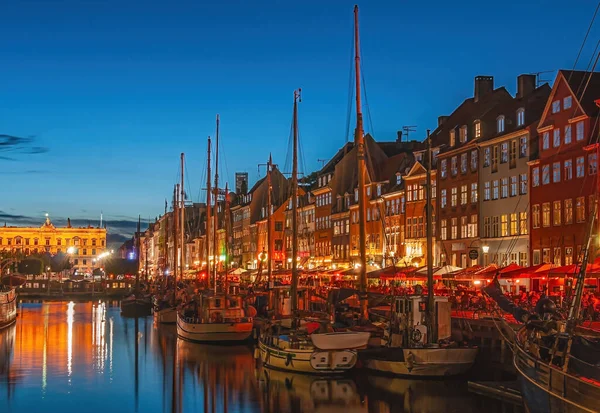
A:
[183,316,253,324]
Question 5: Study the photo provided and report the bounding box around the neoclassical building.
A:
[0,216,107,273]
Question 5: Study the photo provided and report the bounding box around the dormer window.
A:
[396,173,402,185]
[377,184,382,197]
[517,108,525,127]
[449,129,456,146]
[459,125,467,143]
[474,120,481,138]
[497,115,505,133]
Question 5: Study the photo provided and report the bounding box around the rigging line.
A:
[361,61,375,136]
[345,25,355,144]
[567,1,600,83]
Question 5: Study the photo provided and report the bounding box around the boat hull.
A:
[258,339,357,375]
[120,299,153,318]
[361,347,478,377]
[177,314,253,343]
[311,331,370,350]
[514,340,599,413]
[154,307,177,324]
[0,289,17,330]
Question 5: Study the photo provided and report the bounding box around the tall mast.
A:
[213,114,220,293]
[136,215,141,293]
[425,130,435,344]
[291,88,301,315]
[224,182,230,296]
[206,137,212,288]
[267,153,273,289]
[180,153,185,283]
[354,5,369,321]
[173,184,179,289]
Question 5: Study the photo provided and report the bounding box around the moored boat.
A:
[0,287,17,329]
[121,295,153,318]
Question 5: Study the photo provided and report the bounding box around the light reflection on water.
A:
[0,301,518,413]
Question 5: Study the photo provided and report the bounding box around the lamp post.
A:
[93,250,112,296]
[468,240,490,266]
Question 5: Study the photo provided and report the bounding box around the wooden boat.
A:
[311,331,370,350]
[177,293,253,342]
[0,287,17,329]
[154,305,177,324]
[121,295,153,318]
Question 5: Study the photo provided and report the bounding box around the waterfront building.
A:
[529,70,600,269]
[0,215,107,274]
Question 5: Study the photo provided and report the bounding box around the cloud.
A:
[0,134,49,160]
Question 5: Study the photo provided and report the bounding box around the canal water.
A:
[0,301,520,413]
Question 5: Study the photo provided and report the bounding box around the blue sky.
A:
[1,0,598,238]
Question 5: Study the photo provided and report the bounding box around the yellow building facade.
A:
[0,216,107,273]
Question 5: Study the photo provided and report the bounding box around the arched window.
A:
[497,115,505,133]
[516,108,525,127]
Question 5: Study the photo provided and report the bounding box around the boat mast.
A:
[267,153,273,289]
[206,137,212,288]
[354,5,369,321]
[136,215,141,293]
[173,184,179,292]
[290,89,301,316]
[213,115,220,294]
[224,182,230,297]
[180,153,185,284]
[425,130,435,344]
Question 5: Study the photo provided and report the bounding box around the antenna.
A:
[402,125,417,141]
[530,70,555,87]
[317,159,327,168]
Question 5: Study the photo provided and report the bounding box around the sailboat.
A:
[346,5,476,376]
[484,203,600,413]
[258,89,368,374]
[155,154,186,324]
[176,115,254,343]
[121,216,153,317]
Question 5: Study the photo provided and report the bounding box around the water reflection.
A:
[0,301,514,413]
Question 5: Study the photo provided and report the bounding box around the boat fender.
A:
[285,353,293,367]
[411,328,422,344]
[406,351,415,372]
[253,348,260,360]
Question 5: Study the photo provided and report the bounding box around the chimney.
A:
[474,76,494,102]
[438,116,448,127]
[517,74,536,99]
[397,130,403,142]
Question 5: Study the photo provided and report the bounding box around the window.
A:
[440,159,447,178]
[519,136,527,157]
[451,157,457,176]
[542,202,550,227]
[355,189,358,202]
[576,121,584,141]
[492,146,499,172]
[553,128,560,148]
[474,120,481,138]
[367,209,370,221]
[576,196,585,222]
[396,174,401,185]
[589,153,597,175]
[461,185,467,205]
[366,186,371,197]
[553,201,562,226]
[492,180,499,200]
[520,173,527,194]
[510,213,518,235]
[461,153,467,174]
[275,221,283,231]
[441,219,447,240]
[553,162,561,183]
[552,100,560,113]
[554,247,561,265]
[501,215,508,236]
[501,142,508,163]
[519,252,528,267]
[565,125,572,144]
[532,167,540,187]
[431,180,436,199]
[484,147,490,167]
[377,184,382,196]
[451,187,457,207]
[532,204,540,228]
[471,150,477,170]
[520,212,528,235]
[483,217,491,238]
[517,108,525,126]
[451,218,458,239]
[460,125,467,143]
[497,115,505,133]
[532,250,541,265]
[461,216,467,238]
[471,183,478,203]
[510,176,518,196]
[501,178,508,198]
[576,156,585,178]
[542,132,550,150]
[470,215,478,237]
[450,129,456,146]
[441,189,447,208]
[492,216,499,237]
[484,182,490,201]
[564,159,573,180]
[542,164,550,184]
[564,199,573,224]
[509,140,517,167]
[564,96,572,110]
[565,247,573,265]
[543,249,551,264]
[407,185,413,201]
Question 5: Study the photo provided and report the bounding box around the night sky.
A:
[0,0,597,240]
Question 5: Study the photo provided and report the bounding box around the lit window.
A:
[451,187,457,207]
[450,129,456,146]
[460,125,467,143]
[471,183,478,203]
[516,108,525,126]
[520,212,528,235]
[542,203,550,227]
[563,96,572,110]
[553,201,562,226]
[552,100,560,113]
[461,185,467,205]
[576,197,585,222]
[564,199,573,224]
[474,120,481,138]
[497,115,505,133]
[532,204,540,228]
[511,213,518,235]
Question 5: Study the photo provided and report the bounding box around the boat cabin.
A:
[391,296,451,344]
[199,294,246,323]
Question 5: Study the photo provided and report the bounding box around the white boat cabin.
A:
[198,295,247,323]
[391,296,452,344]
